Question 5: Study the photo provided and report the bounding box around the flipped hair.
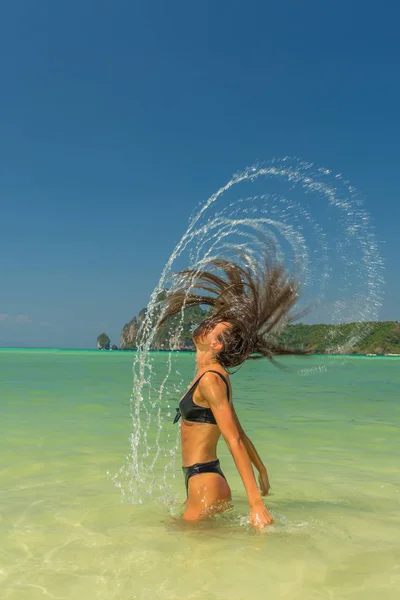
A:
[157,248,306,370]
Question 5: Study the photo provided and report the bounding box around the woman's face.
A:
[192,320,231,353]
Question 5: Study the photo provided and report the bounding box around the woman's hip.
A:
[182,459,231,518]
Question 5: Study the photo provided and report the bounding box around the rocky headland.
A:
[117,317,400,355]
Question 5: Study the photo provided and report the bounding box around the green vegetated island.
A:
[98,304,400,355]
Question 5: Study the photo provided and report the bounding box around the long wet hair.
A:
[157,247,306,370]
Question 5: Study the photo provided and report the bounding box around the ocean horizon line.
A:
[1,347,399,358]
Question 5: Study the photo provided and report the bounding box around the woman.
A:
[157,250,301,529]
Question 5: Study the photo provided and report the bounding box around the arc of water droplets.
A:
[109,158,384,504]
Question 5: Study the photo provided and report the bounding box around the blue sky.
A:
[1,0,399,348]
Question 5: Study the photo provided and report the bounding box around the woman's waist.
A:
[181,423,220,464]
[181,446,218,468]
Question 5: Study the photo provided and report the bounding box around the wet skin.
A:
[181,322,273,528]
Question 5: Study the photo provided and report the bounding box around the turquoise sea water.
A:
[1,349,399,599]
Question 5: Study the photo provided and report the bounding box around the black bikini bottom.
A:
[182,459,226,496]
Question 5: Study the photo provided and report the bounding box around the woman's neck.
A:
[196,350,219,371]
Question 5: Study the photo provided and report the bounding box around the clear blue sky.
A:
[1,0,399,348]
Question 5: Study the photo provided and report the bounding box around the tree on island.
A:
[97,333,111,350]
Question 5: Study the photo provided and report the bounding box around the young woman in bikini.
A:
[157,250,301,529]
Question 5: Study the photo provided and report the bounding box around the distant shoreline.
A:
[118,319,400,355]
[1,347,400,357]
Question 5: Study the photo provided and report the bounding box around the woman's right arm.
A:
[199,373,273,528]
[232,408,270,496]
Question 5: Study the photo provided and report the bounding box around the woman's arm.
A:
[232,408,270,496]
[199,373,273,528]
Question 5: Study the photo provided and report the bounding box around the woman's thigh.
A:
[183,473,232,521]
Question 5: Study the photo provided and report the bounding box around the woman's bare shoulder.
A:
[198,370,230,398]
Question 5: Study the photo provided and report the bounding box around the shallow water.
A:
[1,349,399,599]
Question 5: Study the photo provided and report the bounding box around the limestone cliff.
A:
[120,317,138,349]
[120,304,209,351]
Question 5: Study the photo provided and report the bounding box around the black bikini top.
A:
[173,370,230,425]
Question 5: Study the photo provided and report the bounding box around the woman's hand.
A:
[249,501,273,529]
[258,466,270,496]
